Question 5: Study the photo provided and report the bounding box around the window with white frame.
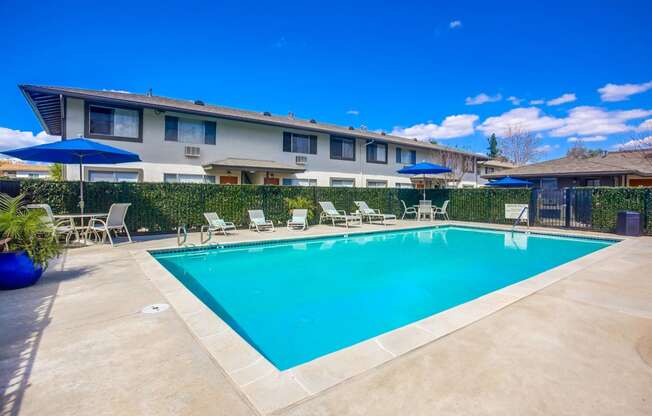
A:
[330,178,355,187]
[88,170,139,183]
[396,183,414,189]
[366,180,387,188]
[163,173,216,184]
[282,178,317,186]
[164,116,216,144]
[88,104,140,139]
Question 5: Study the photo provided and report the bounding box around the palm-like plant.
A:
[0,193,61,268]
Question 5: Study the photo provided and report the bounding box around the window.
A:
[366,180,387,188]
[585,179,601,187]
[330,136,356,161]
[87,104,141,140]
[540,178,558,190]
[485,167,495,174]
[283,132,317,154]
[282,178,317,186]
[366,141,388,164]
[463,157,475,173]
[330,178,355,187]
[164,116,216,145]
[88,170,139,182]
[163,173,216,184]
[396,148,416,164]
[396,183,414,189]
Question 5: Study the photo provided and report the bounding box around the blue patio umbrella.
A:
[2,138,141,215]
[486,176,532,188]
[397,161,452,199]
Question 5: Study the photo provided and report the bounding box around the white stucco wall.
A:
[63,97,478,187]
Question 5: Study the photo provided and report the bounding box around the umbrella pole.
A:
[79,158,84,216]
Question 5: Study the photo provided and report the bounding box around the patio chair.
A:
[418,200,433,221]
[248,210,275,232]
[203,212,236,236]
[400,200,418,220]
[318,201,362,228]
[353,201,397,225]
[287,209,308,231]
[26,203,78,245]
[86,203,132,247]
[433,200,450,220]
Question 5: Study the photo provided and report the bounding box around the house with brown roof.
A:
[19,85,487,188]
[0,161,50,179]
[476,159,516,186]
[482,149,652,188]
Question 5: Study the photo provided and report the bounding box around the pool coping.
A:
[130,223,629,414]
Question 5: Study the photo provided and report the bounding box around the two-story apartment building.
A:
[20,85,486,187]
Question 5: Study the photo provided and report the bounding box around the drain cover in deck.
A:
[141,303,170,314]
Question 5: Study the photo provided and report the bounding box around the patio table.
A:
[54,213,108,244]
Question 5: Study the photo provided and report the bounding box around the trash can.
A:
[616,211,641,236]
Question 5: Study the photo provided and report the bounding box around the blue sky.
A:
[1,0,651,160]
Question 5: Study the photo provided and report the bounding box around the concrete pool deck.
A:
[1,220,651,415]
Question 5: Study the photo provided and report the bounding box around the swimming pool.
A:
[153,226,613,370]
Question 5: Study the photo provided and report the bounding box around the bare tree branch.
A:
[498,125,542,165]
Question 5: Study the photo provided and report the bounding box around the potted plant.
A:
[0,193,61,290]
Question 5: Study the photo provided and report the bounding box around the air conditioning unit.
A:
[295,155,307,165]
[184,146,200,158]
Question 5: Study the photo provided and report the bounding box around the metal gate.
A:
[531,188,592,229]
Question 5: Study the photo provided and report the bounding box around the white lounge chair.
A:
[433,200,450,220]
[203,212,236,235]
[318,201,362,228]
[26,203,78,245]
[400,200,418,220]
[86,203,132,247]
[287,209,308,230]
[354,201,397,225]
[248,210,275,232]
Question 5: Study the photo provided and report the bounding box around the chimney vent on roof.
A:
[309,119,317,123]
[381,131,386,136]
[194,100,205,106]
[263,111,271,116]
[288,112,295,119]
[360,125,368,131]
[348,126,355,130]
[146,88,153,97]
[601,150,608,157]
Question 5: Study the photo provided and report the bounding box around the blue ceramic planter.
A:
[0,251,43,290]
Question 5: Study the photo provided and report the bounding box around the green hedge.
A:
[7,180,532,234]
[591,187,651,233]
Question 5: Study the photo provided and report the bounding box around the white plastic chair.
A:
[318,201,362,228]
[287,209,308,230]
[248,210,275,232]
[354,201,397,225]
[433,200,450,220]
[400,200,417,220]
[86,203,132,246]
[26,203,78,245]
[418,200,433,221]
[203,212,236,235]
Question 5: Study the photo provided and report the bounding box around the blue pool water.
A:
[153,226,613,370]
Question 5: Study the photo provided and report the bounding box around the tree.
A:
[486,133,500,158]
[498,126,542,165]
[566,142,605,159]
[49,163,64,181]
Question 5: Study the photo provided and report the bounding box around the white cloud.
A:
[465,93,502,106]
[346,110,360,116]
[449,20,462,29]
[391,114,478,140]
[507,96,523,105]
[546,93,577,106]
[598,81,652,102]
[567,135,607,143]
[535,144,559,153]
[529,99,544,105]
[617,136,652,150]
[638,118,652,131]
[0,127,58,154]
[550,106,652,137]
[478,107,564,136]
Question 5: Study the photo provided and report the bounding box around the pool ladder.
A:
[511,207,530,234]
[177,225,196,247]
